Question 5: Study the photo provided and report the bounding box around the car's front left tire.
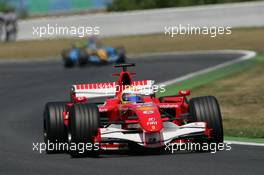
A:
[189,96,224,144]
[43,102,67,153]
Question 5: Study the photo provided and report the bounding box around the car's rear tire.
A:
[68,103,100,157]
[43,102,67,153]
[61,49,75,68]
[189,96,223,145]
[116,55,126,63]
[78,49,88,67]
[115,47,126,63]
[63,58,75,68]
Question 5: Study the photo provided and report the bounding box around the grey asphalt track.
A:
[0,53,263,175]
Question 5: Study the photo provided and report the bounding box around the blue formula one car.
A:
[61,38,126,68]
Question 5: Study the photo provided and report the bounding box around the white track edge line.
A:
[158,50,256,86]
[225,140,264,147]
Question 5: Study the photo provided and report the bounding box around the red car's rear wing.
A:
[71,80,155,99]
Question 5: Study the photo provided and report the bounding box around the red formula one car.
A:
[43,63,223,157]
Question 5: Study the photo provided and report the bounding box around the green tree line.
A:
[108,0,260,11]
[0,0,14,12]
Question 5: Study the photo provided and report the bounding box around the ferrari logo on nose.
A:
[149,117,155,121]
[147,117,158,126]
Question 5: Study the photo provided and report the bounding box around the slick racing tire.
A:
[63,58,74,68]
[61,49,74,68]
[78,49,88,67]
[115,46,126,63]
[116,55,126,63]
[189,96,223,145]
[43,102,67,153]
[68,103,100,157]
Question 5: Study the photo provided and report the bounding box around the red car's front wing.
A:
[97,122,210,150]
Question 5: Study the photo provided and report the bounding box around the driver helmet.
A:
[121,93,142,104]
[87,36,97,49]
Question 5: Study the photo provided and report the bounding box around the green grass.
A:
[156,58,254,97]
[158,55,264,139]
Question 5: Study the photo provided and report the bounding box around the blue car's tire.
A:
[78,49,88,67]
[115,47,126,63]
[64,59,74,68]
[116,55,126,63]
[62,49,75,68]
